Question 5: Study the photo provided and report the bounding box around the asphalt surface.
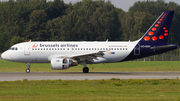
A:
[0,72,180,81]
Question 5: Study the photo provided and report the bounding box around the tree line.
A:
[0,0,180,53]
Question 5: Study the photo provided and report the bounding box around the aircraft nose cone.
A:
[1,51,8,60]
[1,52,6,60]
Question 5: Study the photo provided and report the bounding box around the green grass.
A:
[0,60,180,72]
[0,79,180,101]
[1,60,180,100]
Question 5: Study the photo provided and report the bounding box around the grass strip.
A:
[0,79,180,101]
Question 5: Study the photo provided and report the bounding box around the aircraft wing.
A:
[150,45,177,50]
[48,51,105,62]
[68,51,105,62]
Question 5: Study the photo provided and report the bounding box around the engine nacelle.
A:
[51,58,77,70]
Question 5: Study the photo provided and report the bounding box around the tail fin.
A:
[139,11,174,43]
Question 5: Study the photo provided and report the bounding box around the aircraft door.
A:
[24,44,30,55]
[134,44,140,55]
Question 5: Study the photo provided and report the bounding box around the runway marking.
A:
[0,72,180,81]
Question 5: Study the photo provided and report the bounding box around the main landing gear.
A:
[83,67,89,73]
[26,63,30,73]
[80,61,89,73]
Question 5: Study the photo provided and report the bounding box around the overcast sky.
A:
[0,0,179,12]
[62,0,180,12]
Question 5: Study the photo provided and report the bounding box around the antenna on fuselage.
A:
[106,39,108,42]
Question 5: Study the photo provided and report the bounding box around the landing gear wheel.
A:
[26,69,30,73]
[26,63,31,73]
[83,67,89,73]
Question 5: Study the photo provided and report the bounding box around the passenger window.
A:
[32,48,34,50]
[114,48,116,50]
[46,48,48,50]
[52,48,54,50]
[86,48,88,50]
[89,48,91,50]
[117,48,119,50]
[63,48,65,50]
[55,48,56,50]
[49,48,51,50]
[67,48,69,50]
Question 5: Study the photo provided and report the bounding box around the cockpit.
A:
[9,47,18,51]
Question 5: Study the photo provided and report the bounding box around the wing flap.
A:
[48,51,105,62]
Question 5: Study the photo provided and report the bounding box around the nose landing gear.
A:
[26,63,30,73]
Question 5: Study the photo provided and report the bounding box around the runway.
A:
[0,72,180,81]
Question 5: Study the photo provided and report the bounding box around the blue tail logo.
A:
[139,11,174,43]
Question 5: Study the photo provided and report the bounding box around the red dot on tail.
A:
[163,27,166,29]
[152,27,156,31]
[148,31,154,36]
[164,33,168,36]
[155,24,159,27]
[159,35,164,39]
[144,36,150,41]
[165,30,168,32]
[152,36,158,41]
[157,21,161,24]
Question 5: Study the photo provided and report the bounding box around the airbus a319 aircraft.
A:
[1,11,178,73]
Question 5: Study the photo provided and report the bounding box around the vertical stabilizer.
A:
[139,11,174,43]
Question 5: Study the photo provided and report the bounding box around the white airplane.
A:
[1,11,178,73]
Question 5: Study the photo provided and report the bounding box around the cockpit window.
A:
[9,47,18,51]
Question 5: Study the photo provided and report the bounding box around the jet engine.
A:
[51,58,78,70]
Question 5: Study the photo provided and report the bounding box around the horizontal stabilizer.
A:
[150,45,177,50]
